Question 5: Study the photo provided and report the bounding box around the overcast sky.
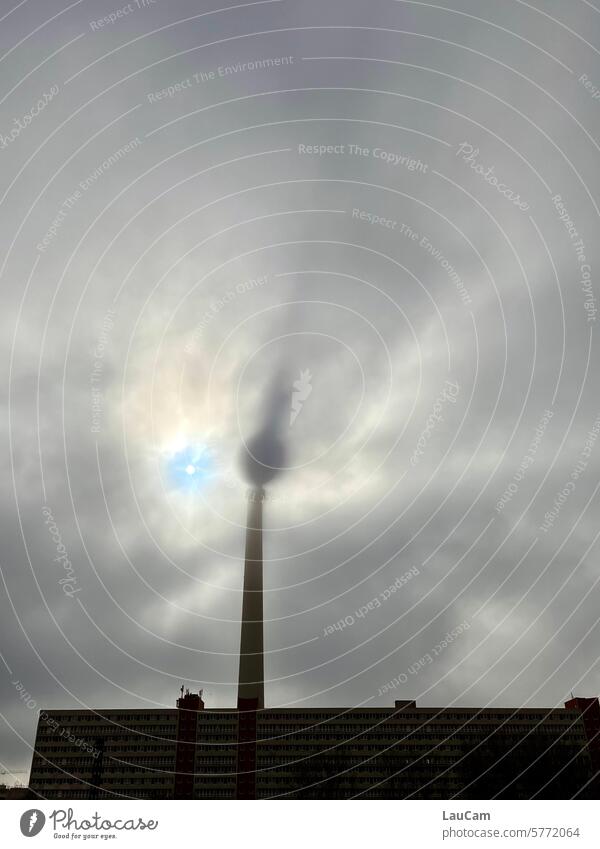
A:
[1,0,600,785]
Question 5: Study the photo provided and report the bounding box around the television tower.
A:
[237,487,265,710]
[236,487,265,799]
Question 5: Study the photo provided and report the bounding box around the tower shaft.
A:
[237,488,264,709]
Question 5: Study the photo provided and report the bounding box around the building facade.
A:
[29,708,177,799]
[28,694,599,799]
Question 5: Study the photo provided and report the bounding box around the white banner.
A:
[1,800,598,848]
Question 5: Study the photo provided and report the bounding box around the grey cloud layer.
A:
[1,0,599,784]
